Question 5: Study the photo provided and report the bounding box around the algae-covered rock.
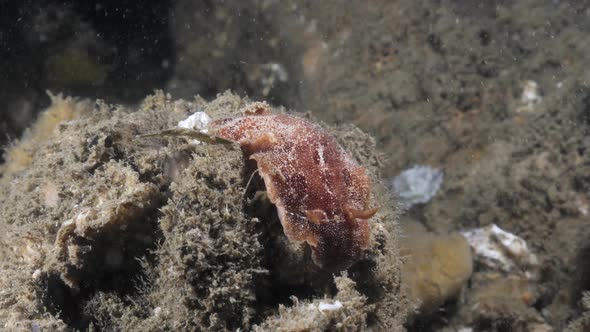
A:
[0,91,407,331]
[454,272,545,331]
[48,161,162,290]
[254,276,368,332]
[1,92,91,176]
[565,292,590,332]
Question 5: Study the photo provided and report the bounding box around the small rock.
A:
[402,229,473,313]
[391,165,443,208]
[461,224,539,278]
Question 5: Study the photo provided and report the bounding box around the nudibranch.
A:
[210,102,377,270]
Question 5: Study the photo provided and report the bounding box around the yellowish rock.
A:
[402,227,473,313]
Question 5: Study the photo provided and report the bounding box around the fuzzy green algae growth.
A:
[0,91,408,331]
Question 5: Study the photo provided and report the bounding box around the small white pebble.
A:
[153,307,162,317]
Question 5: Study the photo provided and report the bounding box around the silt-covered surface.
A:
[0,92,407,331]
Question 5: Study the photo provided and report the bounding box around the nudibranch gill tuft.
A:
[210,102,377,270]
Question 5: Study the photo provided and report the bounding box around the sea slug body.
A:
[210,102,377,270]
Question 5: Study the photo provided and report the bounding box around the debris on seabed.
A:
[178,111,210,131]
[461,223,540,279]
[177,111,211,144]
[318,300,343,313]
[516,80,542,113]
[391,165,443,208]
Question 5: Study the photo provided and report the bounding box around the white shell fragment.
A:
[517,80,542,113]
[461,224,539,278]
[178,111,211,132]
[318,300,343,312]
[391,165,443,208]
[177,111,211,144]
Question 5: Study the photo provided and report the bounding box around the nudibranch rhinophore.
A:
[210,102,377,270]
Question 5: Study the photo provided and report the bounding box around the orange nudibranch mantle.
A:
[210,102,377,270]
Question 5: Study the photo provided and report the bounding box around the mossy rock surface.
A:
[0,91,406,331]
